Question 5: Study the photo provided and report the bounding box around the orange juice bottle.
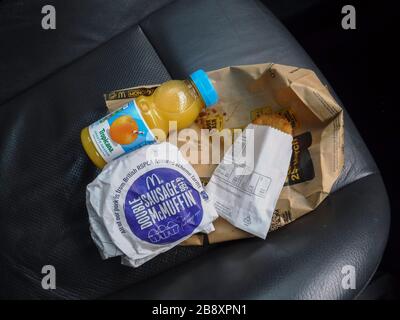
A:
[81,69,218,168]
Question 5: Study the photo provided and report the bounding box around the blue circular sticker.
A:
[124,168,203,244]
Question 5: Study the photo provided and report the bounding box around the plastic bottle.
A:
[81,69,218,168]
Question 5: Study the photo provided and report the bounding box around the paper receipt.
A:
[206,124,293,239]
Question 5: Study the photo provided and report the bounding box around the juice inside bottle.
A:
[81,69,218,168]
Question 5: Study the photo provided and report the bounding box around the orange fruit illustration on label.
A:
[109,115,139,145]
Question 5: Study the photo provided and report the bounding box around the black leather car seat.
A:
[0,0,390,299]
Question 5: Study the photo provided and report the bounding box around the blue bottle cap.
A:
[189,69,219,107]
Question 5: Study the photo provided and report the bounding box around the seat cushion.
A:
[0,0,390,299]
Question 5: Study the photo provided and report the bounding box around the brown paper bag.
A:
[103,63,344,245]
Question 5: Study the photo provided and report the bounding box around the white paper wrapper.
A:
[86,142,218,267]
[206,124,293,239]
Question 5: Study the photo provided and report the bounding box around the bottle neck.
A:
[185,79,206,108]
